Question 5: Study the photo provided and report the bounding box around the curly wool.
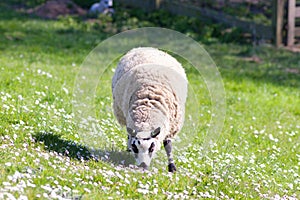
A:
[112,47,188,139]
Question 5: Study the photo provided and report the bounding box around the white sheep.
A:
[112,47,187,172]
[89,0,114,15]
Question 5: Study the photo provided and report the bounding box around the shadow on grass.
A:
[34,132,135,166]
[208,45,300,88]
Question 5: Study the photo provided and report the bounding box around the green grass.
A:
[1,2,300,199]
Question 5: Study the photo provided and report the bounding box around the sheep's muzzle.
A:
[139,162,149,170]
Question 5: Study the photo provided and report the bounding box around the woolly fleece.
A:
[112,47,188,140]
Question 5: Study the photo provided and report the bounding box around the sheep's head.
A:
[127,127,162,170]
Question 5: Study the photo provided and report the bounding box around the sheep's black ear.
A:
[127,127,137,137]
[151,127,161,138]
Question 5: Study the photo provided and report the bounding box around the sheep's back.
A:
[112,47,187,90]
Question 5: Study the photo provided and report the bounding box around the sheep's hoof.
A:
[168,163,176,173]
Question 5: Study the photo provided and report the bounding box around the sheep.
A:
[112,47,188,172]
[89,0,114,15]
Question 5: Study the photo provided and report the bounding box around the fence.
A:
[287,0,300,46]
[117,0,299,47]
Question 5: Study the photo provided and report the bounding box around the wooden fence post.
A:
[149,0,163,10]
[155,0,163,9]
[272,0,285,47]
[287,0,296,46]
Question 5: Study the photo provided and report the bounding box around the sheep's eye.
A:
[131,143,139,154]
[149,142,155,153]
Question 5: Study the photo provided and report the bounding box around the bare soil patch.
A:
[27,0,86,19]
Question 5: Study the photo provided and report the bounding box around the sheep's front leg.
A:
[163,139,176,172]
[127,135,132,152]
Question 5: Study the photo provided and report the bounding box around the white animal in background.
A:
[89,0,114,15]
[112,47,188,172]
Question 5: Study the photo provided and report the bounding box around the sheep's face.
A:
[127,127,161,169]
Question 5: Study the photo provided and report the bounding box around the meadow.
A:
[0,2,300,199]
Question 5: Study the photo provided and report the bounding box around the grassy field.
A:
[0,2,300,200]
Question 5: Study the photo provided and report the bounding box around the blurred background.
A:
[3,0,300,48]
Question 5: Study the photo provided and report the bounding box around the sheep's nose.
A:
[139,162,148,170]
